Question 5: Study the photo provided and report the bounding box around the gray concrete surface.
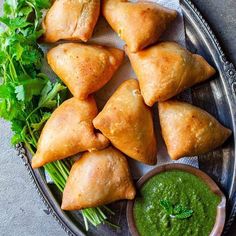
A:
[0,0,236,235]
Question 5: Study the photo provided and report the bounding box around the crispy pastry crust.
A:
[42,0,100,42]
[93,79,157,165]
[61,147,136,210]
[103,0,177,52]
[126,42,216,106]
[158,100,231,160]
[47,43,124,99]
[32,97,109,168]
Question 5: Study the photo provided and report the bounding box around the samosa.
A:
[42,0,100,42]
[102,0,177,52]
[93,79,157,165]
[126,42,216,106]
[47,43,124,99]
[158,100,231,160]
[32,97,109,168]
[61,147,136,210]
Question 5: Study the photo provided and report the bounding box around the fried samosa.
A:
[42,0,100,42]
[102,0,177,52]
[61,147,136,210]
[126,42,216,106]
[32,97,109,168]
[47,43,124,99]
[158,100,231,160]
[93,79,157,165]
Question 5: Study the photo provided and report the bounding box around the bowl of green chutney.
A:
[127,163,226,236]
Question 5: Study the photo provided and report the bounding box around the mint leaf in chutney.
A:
[175,209,193,219]
[160,200,193,219]
[159,200,173,215]
[134,171,221,236]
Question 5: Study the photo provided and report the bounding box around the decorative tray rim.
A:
[16,0,236,235]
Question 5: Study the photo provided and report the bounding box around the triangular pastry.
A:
[47,43,124,99]
[42,0,100,42]
[32,97,109,168]
[158,100,231,160]
[126,42,216,106]
[61,147,136,210]
[102,0,177,52]
[93,79,157,165]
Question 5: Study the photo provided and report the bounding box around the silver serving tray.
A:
[17,0,236,235]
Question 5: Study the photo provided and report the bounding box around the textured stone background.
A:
[0,0,236,235]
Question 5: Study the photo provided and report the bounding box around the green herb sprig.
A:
[160,200,193,219]
[0,0,114,230]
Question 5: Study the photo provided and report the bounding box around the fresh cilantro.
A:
[38,81,66,109]
[3,2,14,15]
[0,0,60,151]
[160,200,193,219]
[31,112,51,131]
[0,16,31,30]
[0,0,113,230]
[0,84,14,98]
[15,78,47,102]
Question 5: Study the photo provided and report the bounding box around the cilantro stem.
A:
[3,65,7,83]
[25,1,39,30]
[26,106,40,121]
[6,53,17,81]
[44,165,64,192]
[102,205,115,215]
[104,220,120,229]
[57,160,70,176]
[23,138,35,155]
[19,60,28,75]
[26,120,37,147]
[82,213,89,231]
[53,161,68,181]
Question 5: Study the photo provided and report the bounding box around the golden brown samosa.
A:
[158,100,231,160]
[102,0,177,52]
[32,97,109,168]
[42,0,100,42]
[126,42,216,106]
[93,79,157,165]
[47,43,124,99]
[61,147,136,210]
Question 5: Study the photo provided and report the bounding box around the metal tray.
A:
[16,0,236,235]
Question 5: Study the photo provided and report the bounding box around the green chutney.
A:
[133,171,221,236]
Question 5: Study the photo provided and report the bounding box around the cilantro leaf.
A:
[11,42,24,60]
[18,6,33,18]
[15,78,46,102]
[0,16,31,30]
[0,51,8,65]
[11,133,24,144]
[34,0,51,9]
[38,81,66,109]
[0,84,14,98]
[15,85,25,101]
[21,46,42,67]
[31,112,51,131]
[3,2,14,15]
[0,97,25,121]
